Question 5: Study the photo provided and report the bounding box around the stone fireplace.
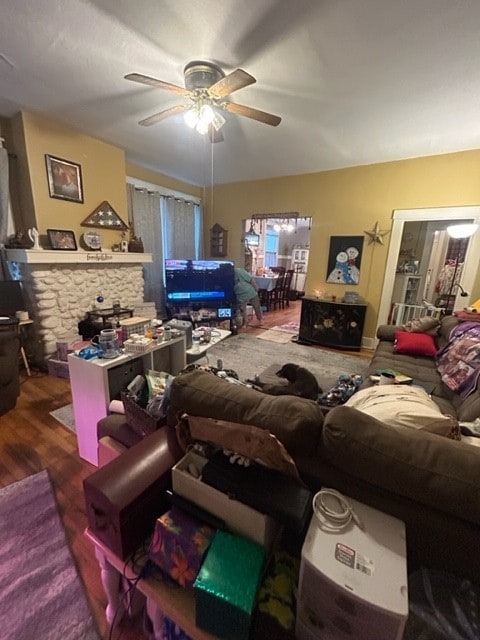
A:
[6,249,152,363]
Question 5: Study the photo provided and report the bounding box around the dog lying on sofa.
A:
[247,362,322,400]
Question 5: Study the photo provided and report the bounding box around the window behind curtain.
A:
[127,182,202,317]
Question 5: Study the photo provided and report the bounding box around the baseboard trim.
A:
[362,336,376,350]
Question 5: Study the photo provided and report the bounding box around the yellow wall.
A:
[5,111,480,339]
[15,111,129,248]
[126,162,202,199]
[211,150,480,336]
[6,112,200,250]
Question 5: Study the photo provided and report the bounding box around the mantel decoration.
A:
[326,236,364,285]
[81,230,102,251]
[364,221,391,245]
[47,228,77,251]
[81,201,129,230]
[45,155,83,203]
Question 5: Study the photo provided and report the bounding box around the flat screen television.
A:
[165,259,235,311]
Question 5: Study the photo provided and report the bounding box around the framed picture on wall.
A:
[45,154,84,203]
[326,235,364,284]
[47,228,78,251]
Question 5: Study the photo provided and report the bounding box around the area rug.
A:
[276,322,300,332]
[257,327,297,344]
[0,470,100,640]
[50,403,76,432]
[205,332,369,385]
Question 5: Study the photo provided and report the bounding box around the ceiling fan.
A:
[125,60,281,143]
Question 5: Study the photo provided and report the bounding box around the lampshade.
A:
[446,223,478,239]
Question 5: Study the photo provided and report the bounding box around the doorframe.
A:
[377,206,480,333]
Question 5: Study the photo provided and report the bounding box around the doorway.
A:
[378,206,480,331]
[242,216,312,297]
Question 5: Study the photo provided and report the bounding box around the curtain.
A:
[161,196,202,259]
[0,146,12,280]
[127,183,203,317]
[127,183,165,314]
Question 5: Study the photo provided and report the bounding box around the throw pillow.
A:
[344,385,457,437]
[394,330,437,357]
[403,316,440,333]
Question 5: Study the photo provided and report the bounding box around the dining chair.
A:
[281,269,294,308]
[266,274,286,311]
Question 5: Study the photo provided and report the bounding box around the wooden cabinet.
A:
[298,297,367,351]
[210,224,228,257]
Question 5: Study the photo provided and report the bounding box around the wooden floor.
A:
[0,300,370,639]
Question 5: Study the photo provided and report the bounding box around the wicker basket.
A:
[123,338,154,353]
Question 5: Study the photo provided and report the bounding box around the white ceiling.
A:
[2,0,480,187]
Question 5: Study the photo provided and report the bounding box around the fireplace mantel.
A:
[6,249,152,264]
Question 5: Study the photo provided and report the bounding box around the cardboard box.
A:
[172,451,281,550]
[149,506,215,588]
[194,530,265,640]
[56,336,84,361]
[47,357,70,379]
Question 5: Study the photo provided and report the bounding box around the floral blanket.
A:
[436,322,480,397]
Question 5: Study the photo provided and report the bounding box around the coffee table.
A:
[186,328,231,364]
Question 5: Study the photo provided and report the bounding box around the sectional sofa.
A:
[96,314,480,582]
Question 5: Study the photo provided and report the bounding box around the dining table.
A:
[253,274,278,291]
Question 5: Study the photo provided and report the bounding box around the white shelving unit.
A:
[292,247,309,294]
[392,274,422,306]
[68,336,186,466]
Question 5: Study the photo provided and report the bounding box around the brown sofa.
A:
[96,314,480,581]
[0,330,21,416]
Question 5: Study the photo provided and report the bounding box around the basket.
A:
[123,338,154,353]
[121,391,162,438]
[119,316,150,339]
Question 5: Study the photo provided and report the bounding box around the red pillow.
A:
[393,331,437,357]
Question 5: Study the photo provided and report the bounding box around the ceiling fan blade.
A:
[125,73,190,97]
[139,104,189,126]
[208,69,256,98]
[208,125,224,144]
[223,102,281,126]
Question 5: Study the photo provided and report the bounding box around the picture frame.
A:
[326,235,364,285]
[45,154,84,203]
[47,228,78,251]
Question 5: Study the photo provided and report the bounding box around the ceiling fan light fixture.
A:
[184,108,199,129]
[196,119,209,135]
[212,110,226,131]
[200,104,214,124]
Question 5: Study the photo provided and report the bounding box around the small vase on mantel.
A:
[128,236,144,253]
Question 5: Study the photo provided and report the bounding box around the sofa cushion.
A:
[167,369,324,456]
[321,405,480,525]
[403,315,440,333]
[344,385,456,436]
[394,331,437,357]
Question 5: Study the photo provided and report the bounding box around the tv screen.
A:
[165,259,235,308]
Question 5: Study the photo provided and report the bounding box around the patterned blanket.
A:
[436,321,480,397]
